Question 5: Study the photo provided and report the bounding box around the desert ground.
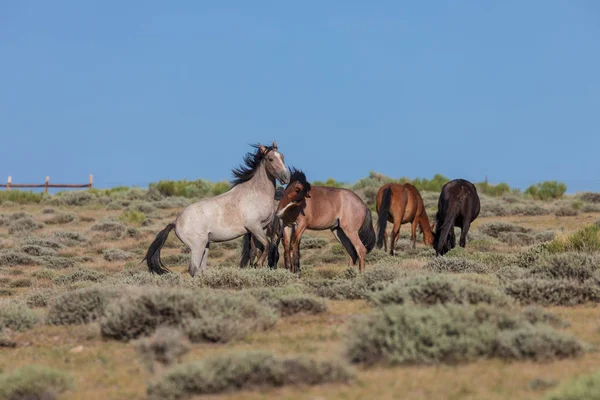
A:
[1,184,600,400]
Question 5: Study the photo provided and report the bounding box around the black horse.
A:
[433,179,480,256]
[240,187,285,268]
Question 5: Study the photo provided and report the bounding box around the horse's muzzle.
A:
[278,170,291,185]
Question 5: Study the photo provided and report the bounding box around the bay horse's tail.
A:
[360,208,376,254]
[434,204,459,256]
[240,233,252,268]
[145,223,176,274]
[376,186,392,249]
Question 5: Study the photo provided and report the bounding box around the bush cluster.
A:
[345,304,585,366]
[100,288,278,343]
[369,275,511,307]
[0,365,73,400]
[147,351,353,399]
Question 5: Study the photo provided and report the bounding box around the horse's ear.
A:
[258,144,267,154]
[272,140,278,150]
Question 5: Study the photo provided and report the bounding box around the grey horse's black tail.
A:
[376,187,392,249]
[144,223,176,274]
[360,208,377,254]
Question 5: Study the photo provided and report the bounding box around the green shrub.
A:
[517,243,550,268]
[0,301,39,332]
[154,197,190,209]
[47,286,118,325]
[527,253,599,282]
[369,275,511,307]
[312,279,369,300]
[8,216,43,235]
[345,304,585,366]
[0,190,45,204]
[43,213,77,225]
[547,225,600,253]
[580,192,600,204]
[103,248,135,262]
[53,231,88,246]
[313,178,346,188]
[39,255,78,269]
[0,365,72,400]
[476,181,512,197]
[525,181,567,200]
[134,327,191,372]
[555,206,579,217]
[31,269,57,280]
[119,210,146,224]
[90,220,125,233]
[522,306,569,328]
[479,222,530,238]
[9,278,32,288]
[23,237,63,250]
[194,267,297,289]
[147,351,353,399]
[49,190,97,206]
[425,257,491,274]
[19,244,57,257]
[300,235,329,249]
[100,288,278,342]
[0,251,38,267]
[149,179,217,198]
[52,268,106,285]
[546,370,600,400]
[261,292,327,316]
[26,288,57,308]
[505,279,600,306]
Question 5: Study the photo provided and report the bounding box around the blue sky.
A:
[1,1,599,192]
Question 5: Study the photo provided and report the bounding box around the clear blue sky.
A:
[1,1,599,192]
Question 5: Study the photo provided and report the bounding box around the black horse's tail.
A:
[376,187,392,248]
[240,233,252,268]
[360,208,377,254]
[434,204,459,256]
[145,223,176,274]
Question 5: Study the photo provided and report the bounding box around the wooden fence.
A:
[0,175,93,193]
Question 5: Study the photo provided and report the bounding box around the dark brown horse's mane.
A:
[231,144,275,187]
[289,168,311,200]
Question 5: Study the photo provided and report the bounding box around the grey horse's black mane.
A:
[231,144,275,187]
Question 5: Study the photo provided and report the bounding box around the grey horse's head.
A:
[260,141,290,185]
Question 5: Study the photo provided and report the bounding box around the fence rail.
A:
[0,175,93,193]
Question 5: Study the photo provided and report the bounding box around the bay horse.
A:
[144,142,290,276]
[276,169,376,273]
[434,179,480,256]
[240,187,285,268]
[375,183,434,254]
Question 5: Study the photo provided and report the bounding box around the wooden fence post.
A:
[7,176,11,191]
[89,175,93,190]
[45,176,50,193]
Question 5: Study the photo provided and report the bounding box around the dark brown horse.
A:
[240,188,284,268]
[434,179,480,256]
[376,183,434,254]
[277,170,376,273]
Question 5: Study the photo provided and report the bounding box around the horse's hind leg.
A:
[189,236,209,277]
[332,228,357,266]
[383,232,388,253]
[459,220,472,248]
[345,231,367,273]
[410,220,418,249]
[448,228,456,251]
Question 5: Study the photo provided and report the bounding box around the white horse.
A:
[145,142,290,276]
